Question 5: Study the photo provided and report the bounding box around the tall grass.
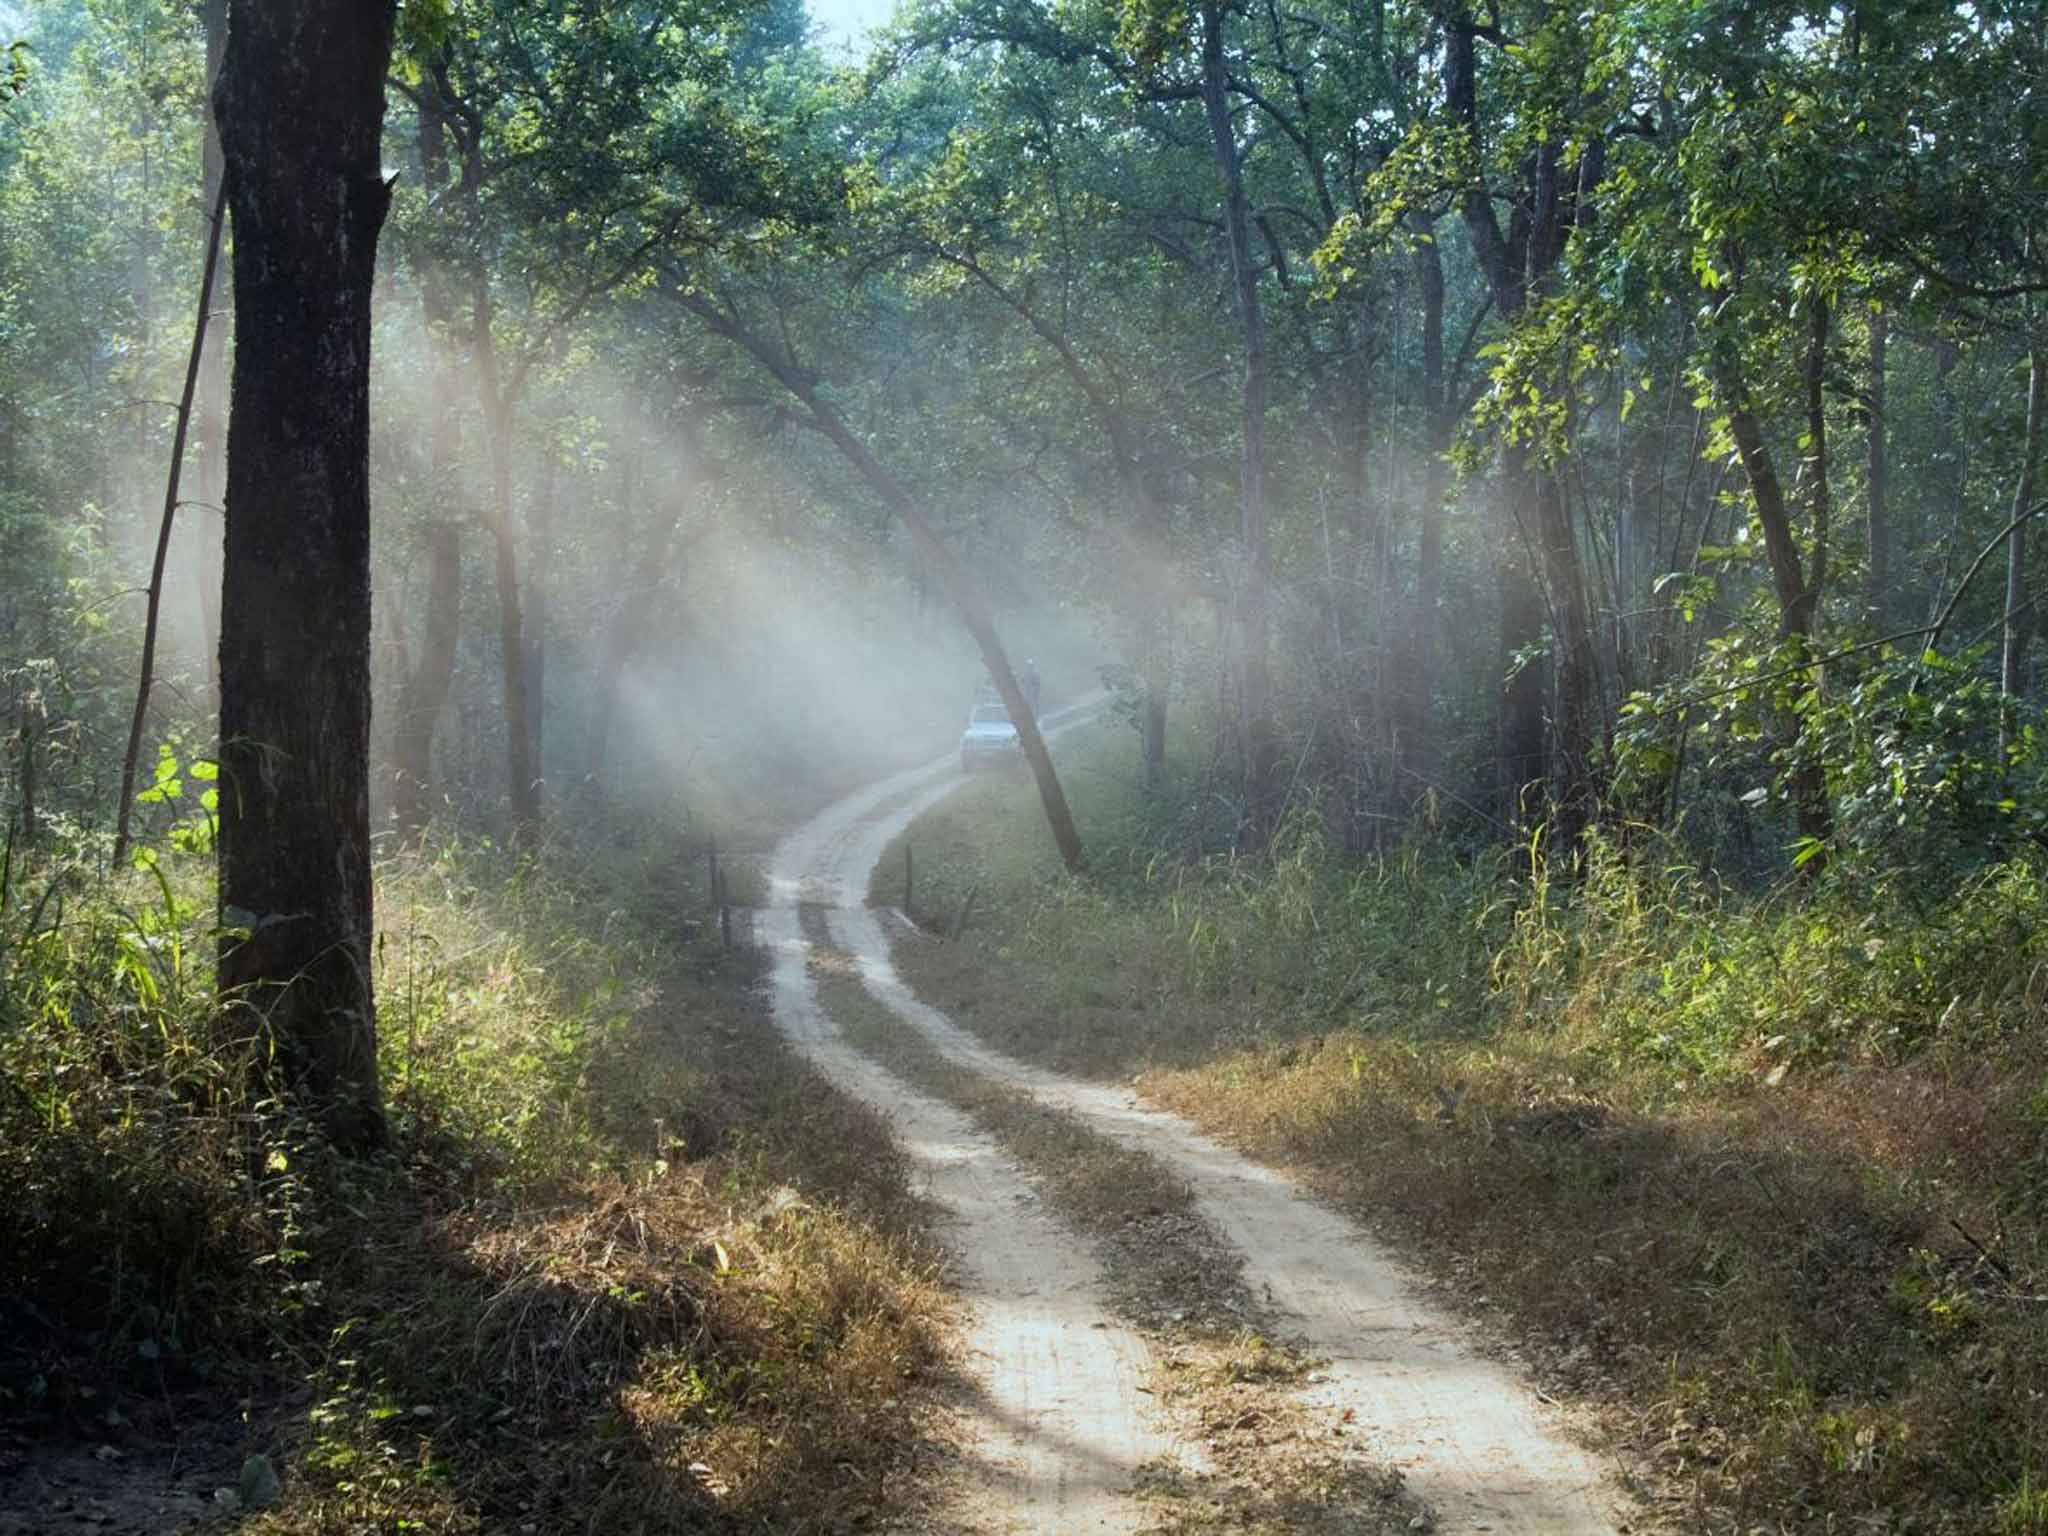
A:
[2,826,948,1533]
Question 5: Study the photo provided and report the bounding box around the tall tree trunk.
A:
[1717,338,1834,859]
[525,439,556,798]
[1198,0,1276,840]
[1447,11,1595,833]
[2003,344,2045,752]
[215,0,395,1153]
[1496,457,1549,822]
[389,519,460,834]
[1399,221,1447,805]
[1866,302,1890,627]
[481,387,539,835]
[192,0,227,702]
[386,66,464,838]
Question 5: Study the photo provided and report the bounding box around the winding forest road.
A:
[763,701,1630,1535]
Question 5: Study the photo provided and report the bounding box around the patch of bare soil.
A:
[0,1406,253,1535]
[761,892,1187,1534]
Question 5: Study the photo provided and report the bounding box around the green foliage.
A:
[3,40,29,101]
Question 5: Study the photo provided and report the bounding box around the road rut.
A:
[763,730,1185,1532]
[773,704,1630,1536]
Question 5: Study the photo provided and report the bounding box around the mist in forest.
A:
[360,336,1099,848]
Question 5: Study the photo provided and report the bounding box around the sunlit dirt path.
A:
[762,707,1187,1533]
[771,701,1633,1536]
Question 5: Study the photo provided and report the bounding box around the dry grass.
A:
[873,723,2048,1535]
[2,838,958,1536]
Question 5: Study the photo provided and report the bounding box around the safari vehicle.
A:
[959,691,1020,772]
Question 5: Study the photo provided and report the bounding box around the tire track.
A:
[761,733,1184,1532]
[788,710,1631,1536]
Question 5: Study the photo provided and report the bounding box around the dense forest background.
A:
[7,1,2048,1531]
[4,0,2046,882]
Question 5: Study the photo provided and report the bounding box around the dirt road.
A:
[765,704,1629,1535]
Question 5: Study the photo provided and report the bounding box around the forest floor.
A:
[759,700,1634,1536]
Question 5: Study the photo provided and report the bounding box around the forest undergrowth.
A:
[0,822,952,1534]
[876,721,2048,1536]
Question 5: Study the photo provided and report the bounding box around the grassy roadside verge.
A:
[798,909,1410,1536]
[873,721,2048,1536]
[1,832,953,1535]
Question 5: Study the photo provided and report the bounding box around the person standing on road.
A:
[1020,658,1041,720]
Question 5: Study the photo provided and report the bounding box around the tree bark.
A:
[1716,331,1834,858]
[1447,10,1603,833]
[525,438,556,798]
[389,519,461,834]
[1198,0,1276,840]
[2003,344,2045,749]
[192,0,227,702]
[1866,302,1889,626]
[481,385,539,835]
[387,67,465,838]
[1399,220,1448,804]
[215,0,395,1153]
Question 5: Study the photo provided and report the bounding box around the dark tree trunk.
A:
[482,393,539,835]
[1496,460,1549,822]
[2003,345,2045,749]
[192,0,227,703]
[525,441,556,797]
[1199,0,1276,840]
[1866,303,1890,626]
[215,0,395,1153]
[1447,10,1603,834]
[388,65,465,838]
[1401,221,1448,805]
[1717,340,1833,861]
[389,519,461,834]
